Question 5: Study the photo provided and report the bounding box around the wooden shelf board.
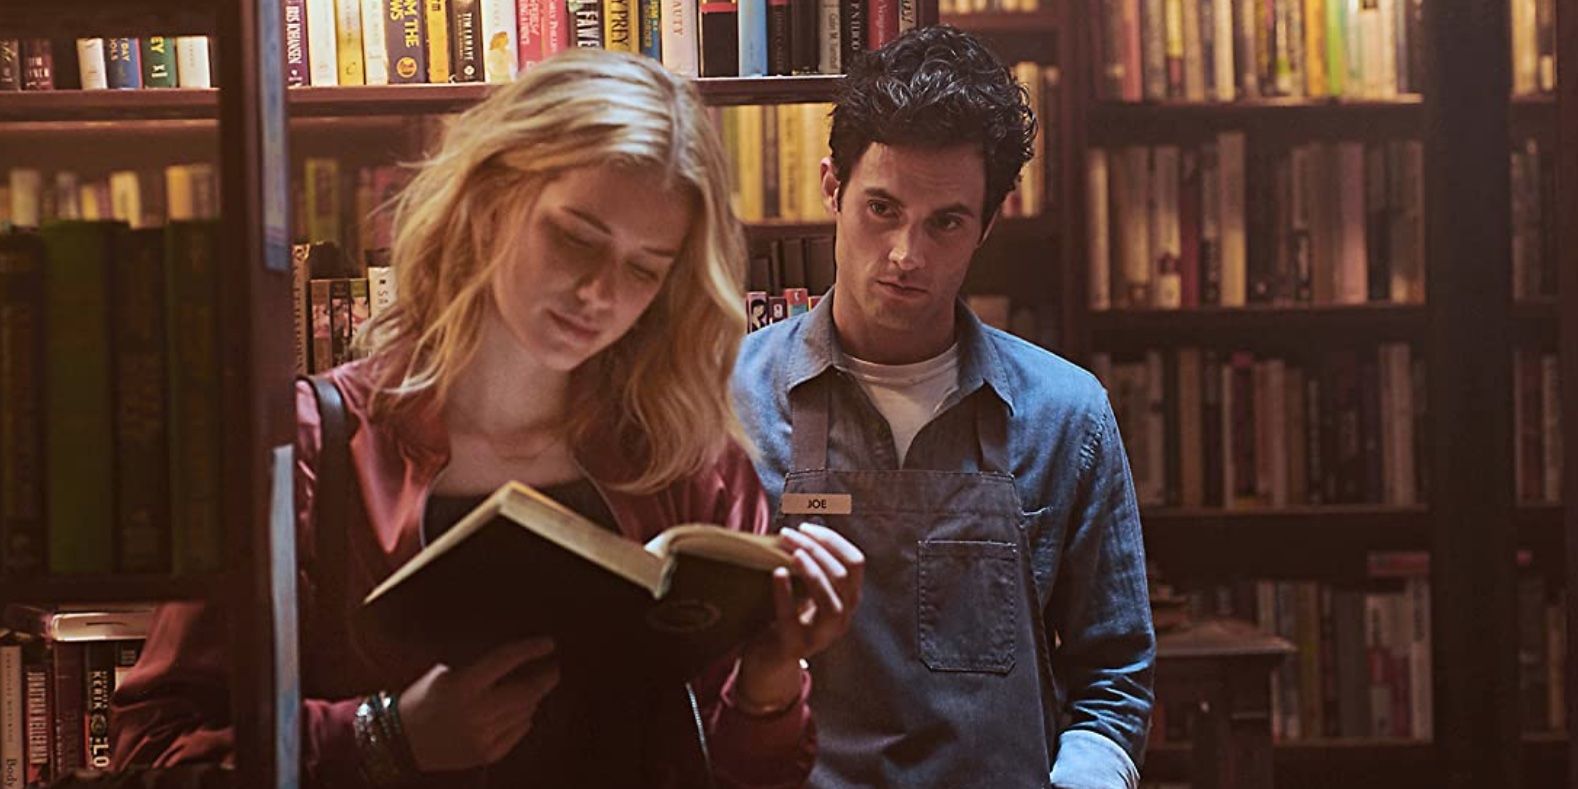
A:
[0,574,219,605]
[0,2,214,37]
[0,76,845,123]
[942,10,1060,33]
[1144,504,1429,529]
[1088,303,1427,345]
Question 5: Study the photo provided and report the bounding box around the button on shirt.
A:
[731,295,1156,788]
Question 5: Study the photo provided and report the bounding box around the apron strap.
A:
[788,377,832,473]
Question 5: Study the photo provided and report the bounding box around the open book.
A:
[358,482,792,676]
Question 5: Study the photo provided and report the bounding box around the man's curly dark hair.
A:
[829,25,1037,227]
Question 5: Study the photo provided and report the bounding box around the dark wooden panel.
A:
[943,10,1060,34]
[1088,304,1428,350]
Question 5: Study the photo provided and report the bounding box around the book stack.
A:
[1513,348,1561,505]
[715,103,836,224]
[1509,0,1557,95]
[2,166,218,234]
[938,0,1044,13]
[293,242,398,374]
[744,235,833,330]
[0,606,152,786]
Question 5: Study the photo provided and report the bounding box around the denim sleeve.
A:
[1047,395,1155,789]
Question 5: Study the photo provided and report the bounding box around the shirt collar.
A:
[784,289,1017,415]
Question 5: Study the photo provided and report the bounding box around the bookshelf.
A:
[1051,0,1561,782]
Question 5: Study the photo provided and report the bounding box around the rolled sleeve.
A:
[1050,729,1140,789]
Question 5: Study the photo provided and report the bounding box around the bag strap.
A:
[302,375,353,669]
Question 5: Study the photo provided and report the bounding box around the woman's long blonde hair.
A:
[358,49,748,493]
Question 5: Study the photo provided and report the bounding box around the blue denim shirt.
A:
[732,296,1156,789]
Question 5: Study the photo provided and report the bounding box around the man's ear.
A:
[820,157,841,216]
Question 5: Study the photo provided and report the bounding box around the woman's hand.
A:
[397,637,560,772]
[736,523,865,710]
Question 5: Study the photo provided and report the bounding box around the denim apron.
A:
[783,377,1059,788]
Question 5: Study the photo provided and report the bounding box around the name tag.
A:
[781,493,853,516]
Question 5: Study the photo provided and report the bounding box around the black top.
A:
[421,479,703,788]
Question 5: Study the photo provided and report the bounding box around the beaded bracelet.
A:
[354,691,419,787]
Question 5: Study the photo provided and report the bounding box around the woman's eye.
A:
[628,262,661,282]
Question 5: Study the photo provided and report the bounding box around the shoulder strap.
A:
[302,375,353,662]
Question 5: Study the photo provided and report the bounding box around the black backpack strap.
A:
[302,375,353,673]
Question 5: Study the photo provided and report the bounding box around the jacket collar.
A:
[784,289,1017,415]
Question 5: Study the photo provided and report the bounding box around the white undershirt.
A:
[838,345,961,466]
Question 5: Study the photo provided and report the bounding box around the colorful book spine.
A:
[307,0,340,84]
[450,0,483,81]
[0,235,46,577]
[766,0,791,75]
[817,0,839,73]
[700,0,739,76]
[284,0,311,85]
[165,221,224,573]
[20,40,51,90]
[387,0,428,82]
[789,0,816,73]
[82,643,112,770]
[113,229,172,574]
[571,0,606,48]
[20,643,46,787]
[661,0,699,74]
[481,0,519,81]
[605,0,638,51]
[0,644,18,789]
[738,0,767,75]
[141,35,178,87]
[360,0,391,84]
[518,0,546,69]
[640,0,663,58]
[0,40,19,91]
[75,39,107,90]
[336,0,369,85]
[40,222,118,575]
[105,37,142,88]
[864,0,895,49]
[839,0,864,74]
[175,37,212,88]
[426,0,452,81]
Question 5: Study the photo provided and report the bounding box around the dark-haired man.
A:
[732,25,1155,789]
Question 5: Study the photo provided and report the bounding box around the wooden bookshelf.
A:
[0,77,849,123]
[0,575,220,605]
[1087,97,1425,141]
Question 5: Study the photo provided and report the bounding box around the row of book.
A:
[0,223,224,577]
[0,606,152,786]
[280,0,910,87]
[1509,0,1557,95]
[1154,554,1434,743]
[1087,135,1425,310]
[296,161,410,272]
[1092,343,1424,509]
[0,37,213,91]
[1514,349,1562,506]
[291,243,398,374]
[2,165,220,232]
[1511,137,1556,301]
[1093,0,1423,103]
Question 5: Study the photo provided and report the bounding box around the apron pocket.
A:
[917,540,1019,674]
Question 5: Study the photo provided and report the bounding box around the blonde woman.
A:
[112,49,863,788]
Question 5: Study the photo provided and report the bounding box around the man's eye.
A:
[867,201,894,218]
[933,215,964,232]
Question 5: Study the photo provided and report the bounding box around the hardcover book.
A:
[359,482,792,676]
